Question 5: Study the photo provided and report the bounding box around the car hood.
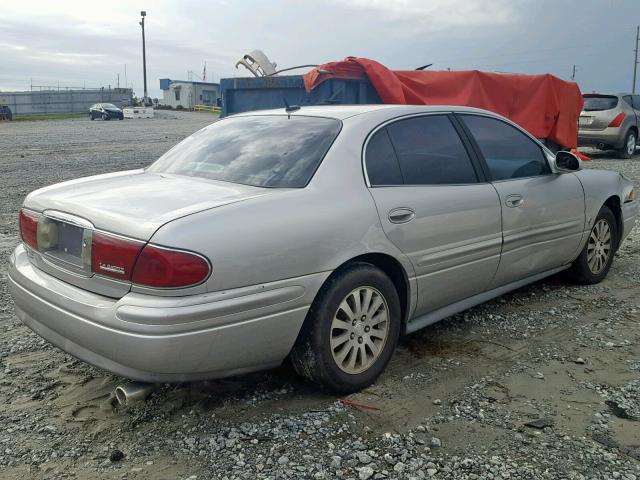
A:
[23,169,273,239]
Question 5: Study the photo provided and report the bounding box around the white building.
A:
[159,79,220,108]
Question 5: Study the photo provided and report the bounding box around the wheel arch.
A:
[328,253,411,325]
[603,195,622,249]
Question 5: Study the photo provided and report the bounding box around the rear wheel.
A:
[569,206,617,284]
[618,129,637,159]
[291,263,401,393]
[90,113,94,120]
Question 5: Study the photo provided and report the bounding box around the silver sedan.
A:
[8,105,639,393]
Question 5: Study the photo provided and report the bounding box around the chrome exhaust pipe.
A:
[114,382,158,406]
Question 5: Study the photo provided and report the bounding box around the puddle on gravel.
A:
[404,334,482,358]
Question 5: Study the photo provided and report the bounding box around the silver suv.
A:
[578,93,639,158]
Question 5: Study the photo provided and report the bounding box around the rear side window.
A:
[365,128,404,185]
[461,115,550,181]
[148,115,341,188]
[383,115,477,185]
[583,95,618,111]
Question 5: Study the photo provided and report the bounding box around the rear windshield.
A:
[583,95,618,111]
[148,115,341,188]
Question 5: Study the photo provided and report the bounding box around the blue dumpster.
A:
[220,75,382,117]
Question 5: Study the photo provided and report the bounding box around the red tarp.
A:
[304,57,583,149]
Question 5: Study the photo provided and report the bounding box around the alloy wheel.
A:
[627,133,636,156]
[587,218,612,274]
[330,286,390,375]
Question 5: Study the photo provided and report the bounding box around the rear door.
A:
[458,114,585,288]
[364,114,502,316]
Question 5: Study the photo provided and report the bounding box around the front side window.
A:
[148,115,341,188]
[461,115,550,181]
[382,115,478,185]
[632,95,640,110]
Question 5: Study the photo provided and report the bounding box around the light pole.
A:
[139,11,148,103]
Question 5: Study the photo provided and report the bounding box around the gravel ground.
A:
[0,113,638,480]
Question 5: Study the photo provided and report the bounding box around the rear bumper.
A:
[8,245,328,382]
[578,128,625,149]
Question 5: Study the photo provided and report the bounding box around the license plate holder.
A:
[39,214,93,273]
[579,116,593,126]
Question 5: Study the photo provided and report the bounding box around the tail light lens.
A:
[19,212,209,289]
[91,232,144,281]
[609,112,625,128]
[19,209,40,250]
[131,245,210,288]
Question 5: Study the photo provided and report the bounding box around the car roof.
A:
[583,93,630,97]
[230,104,501,120]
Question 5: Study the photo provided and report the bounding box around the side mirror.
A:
[554,151,581,172]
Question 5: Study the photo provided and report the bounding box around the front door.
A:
[364,114,502,316]
[459,113,585,288]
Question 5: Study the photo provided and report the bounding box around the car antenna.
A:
[283,97,300,116]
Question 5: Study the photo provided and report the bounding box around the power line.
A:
[449,50,621,71]
[430,26,639,69]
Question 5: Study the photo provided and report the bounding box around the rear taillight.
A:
[19,209,40,250]
[91,232,144,281]
[609,112,625,128]
[131,245,210,288]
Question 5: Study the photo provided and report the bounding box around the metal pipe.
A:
[114,382,157,406]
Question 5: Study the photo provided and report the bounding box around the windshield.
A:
[101,103,118,109]
[583,95,618,111]
[148,115,342,188]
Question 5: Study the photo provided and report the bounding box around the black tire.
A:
[617,129,637,159]
[291,262,401,393]
[90,113,94,120]
[569,206,618,284]
[102,114,109,121]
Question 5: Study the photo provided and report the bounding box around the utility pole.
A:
[633,25,639,94]
[571,64,576,81]
[139,11,148,102]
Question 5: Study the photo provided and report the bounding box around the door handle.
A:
[505,195,524,208]
[388,207,415,224]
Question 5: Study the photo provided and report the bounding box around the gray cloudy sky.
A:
[1,0,638,98]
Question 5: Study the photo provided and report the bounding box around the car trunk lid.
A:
[24,169,268,239]
[22,169,273,297]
